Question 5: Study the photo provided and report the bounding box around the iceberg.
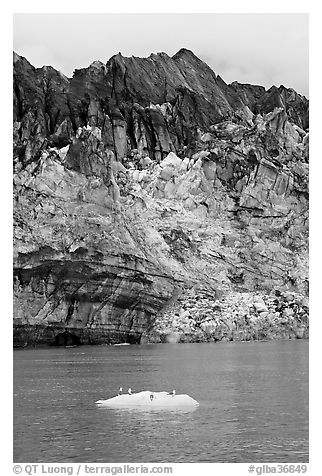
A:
[95,391,199,408]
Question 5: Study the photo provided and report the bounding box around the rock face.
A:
[13,49,309,346]
[13,141,176,345]
[146,289,309,344]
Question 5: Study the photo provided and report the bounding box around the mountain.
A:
[13,50,309,346]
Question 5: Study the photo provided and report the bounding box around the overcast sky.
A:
[13,13,309,97]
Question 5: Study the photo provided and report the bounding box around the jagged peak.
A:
[109,51,171,62]
[106,52,123,64]
[13,49,308,104]
[149,51,170,59]
[172,48,197,59]
[13,52,69,81]
[13,51,34,69]
[266,84,301,98]
[172,48,218,79]
[89,60,106,69]
[278,84,298,95]
[266,85,280,94]
[107,48,202,65]
[13,51,22,63]
[230,80,266,91]
[39,65,69,82]
[40,64,61,74]
[109,52,142,61]
[105,53,128,75]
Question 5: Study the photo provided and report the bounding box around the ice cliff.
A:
[13,49,309,346]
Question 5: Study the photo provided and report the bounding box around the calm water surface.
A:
[13,340,309,463]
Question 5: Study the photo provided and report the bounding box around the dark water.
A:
[13,340,309,463]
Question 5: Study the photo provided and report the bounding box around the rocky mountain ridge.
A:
[13,49,309,346]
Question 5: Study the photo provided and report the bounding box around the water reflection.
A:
[97,406,199,415]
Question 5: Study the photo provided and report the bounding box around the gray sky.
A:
[13,13,309,97]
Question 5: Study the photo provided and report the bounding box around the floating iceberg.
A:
[95,391,199,408]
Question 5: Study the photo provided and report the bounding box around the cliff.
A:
[13,49,309,346]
